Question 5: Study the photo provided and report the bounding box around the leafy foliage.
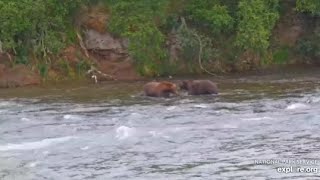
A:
[0,0,319,78]
[296,0,320,15]
[235,0,280,54]
[0,0,86,59]
[184,0,234,34]
[107,0,169,76]
[176,22,217,72]
[273,46,290,64]
[297,28,320,61]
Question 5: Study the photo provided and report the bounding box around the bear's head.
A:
[179,80,193,91]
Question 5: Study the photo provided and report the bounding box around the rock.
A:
[0,64,41,88]
[84,29,128,54]
[83,28,141,80]
[84,29,130,63]
[79,7,142,80]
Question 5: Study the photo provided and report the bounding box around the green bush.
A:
[0,0,86,59]
[107,0,170,76]
[185,0,234,34]
[76,59,91,78]
[37,63,49,78]
[296,0,320,15]
[176,23,217,72]
[273,47,290,64]
[1,0,320,78]
[297,29,320,61]
[235,0,280,54]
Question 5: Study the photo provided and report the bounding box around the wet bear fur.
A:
[143,81,178,98]
[180,80,218,95]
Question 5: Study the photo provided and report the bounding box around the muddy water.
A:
[1,75,320,180]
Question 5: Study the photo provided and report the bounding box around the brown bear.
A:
[179,80,218,95]
[143,81,179,98]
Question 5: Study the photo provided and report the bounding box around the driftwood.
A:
[76,31,90,58]
[6,53,13,63]
[87,66,116,83]
[180,17,219,77]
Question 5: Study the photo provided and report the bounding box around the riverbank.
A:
[1,63,320,89]
[1,66,320,103]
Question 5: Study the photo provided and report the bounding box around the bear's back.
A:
[143,82,160,96]
[143,81,177,97]
[190,80,218,95]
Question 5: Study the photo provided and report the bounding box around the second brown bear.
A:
[180,80,218,95]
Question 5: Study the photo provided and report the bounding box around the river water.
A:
[1,75,320,180]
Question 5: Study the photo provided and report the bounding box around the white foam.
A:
[286,103,309,110]
[222,124,238,129]
[241,117,273,121]
[21,117,31,122]
[148,131,170,139]
[148,130,164,137]
[28,161,40,168]
[129,112,142,117]
[193,104,208,108]
[115,126,135,140]
[310,97,320,103]
[166,106,177,111]
[0,136,76,151]
[80,146,90,150]
[63,114,82,120]
[178,99,193,103]
[0,101,17,107]
[148,131,158,137]
[172,127,183,132]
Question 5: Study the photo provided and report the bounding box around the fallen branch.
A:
[87,66,116,83]
[192,32,219,77]
[6,52,13,64]
[76,31,90,58]
[180,17,219,77]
